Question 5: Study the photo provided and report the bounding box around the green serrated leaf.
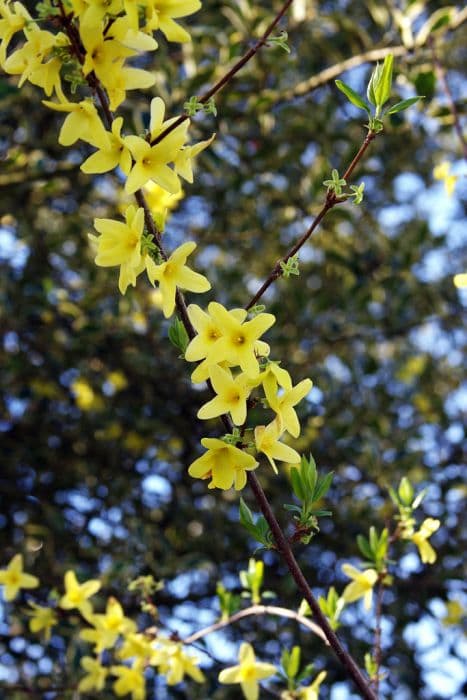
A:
[386,96,423,115]
[335,79,371,113]
[239,498,254,526]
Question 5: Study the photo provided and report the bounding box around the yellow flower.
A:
[250,360,293,394]
[112,661,146,700]
[78,655,108,693]
[27,602,57,641]
[254,418,300,473]
[42,98,110,149]
[81,117,132,175]
[174,133,216,183]
[197,365,251,425]
[80,597,136,652]
[145,241,211,318]
[197,302,274,378]
[59,569,101,617]
[341,564,378,610]
[218,642,277,700]
[297,671,327,699]
[188,437,258,490]
[118,632,153,661]
[144,0,201,42]
[143,181,183,230]
[433,161,458,196]
[3,28,55,86]
[124,97,189,194]
[0,554,39,601]
[150,638,205,685]
[0,0,32,66]
[264,377,312,438]
[91,205,145,294]
[410,518,440,564]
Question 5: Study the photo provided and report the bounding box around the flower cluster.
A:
[185,301,313,489]
[1,0,214,301]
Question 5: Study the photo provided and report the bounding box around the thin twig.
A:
[183,604,328,645]
[246,130,376,310]
[372,578,385,697]
[248,471,377,700]
[150,0,294,146]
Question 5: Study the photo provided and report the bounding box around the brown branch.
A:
[248,472,377,700]
[246,130,376,310]
[150,0,294,146]
[183,604,328,645]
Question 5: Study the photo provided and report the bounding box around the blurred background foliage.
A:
[0,0,466,698]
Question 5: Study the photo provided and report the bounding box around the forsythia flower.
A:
[150,638,205,685]
[433,161,458,196]
[185,302,274,378]
[78,656,108,693]
[254,418,301,472]
[341,564,378,611]
[0,554,39,601]
[410,518,440,564]
[81,117,132,175]
[146,241,211,318]
[124,97,189,194]
[59,569,101,617]
[174,134,216,183]
[118,632,153,661]
[218,642,277,700]
[297,671,327,699]
[27,602,57,640]
[3,28,55,86]
[80,597,136,652]
[42,98,110,148]
[264,377,312,438]
[144,0,202,43]
[112,661,146,700]
[0,0,32,66]
[143,181,184,230]
[188,437,258,490]
[197,365,251,425]
[91,205,145,294]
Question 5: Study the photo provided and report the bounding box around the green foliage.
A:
[168,317,190,355]
[317,587,344,631]
[285,455,333,544]
[216,582,241,621]
[280,253,300,278]
[356,527,389,571]
[239,499,274,550]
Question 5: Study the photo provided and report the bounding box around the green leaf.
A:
[168,318,189,354]
[290,466,306,501]
[373,53,394,108]
[357,535,373,559]
[398,477,414,505]
[312,471,334,502]
[386,96,423,115]
[335,80,370,113]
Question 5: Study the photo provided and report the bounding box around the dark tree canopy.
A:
[0,1,465,698]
